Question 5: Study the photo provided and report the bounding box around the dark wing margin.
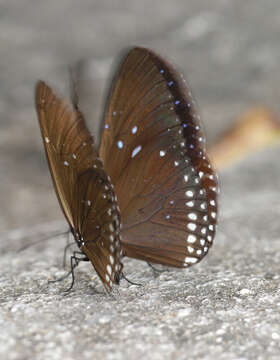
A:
[100,47,218,268]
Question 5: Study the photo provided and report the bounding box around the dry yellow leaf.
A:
[209,107,280,170]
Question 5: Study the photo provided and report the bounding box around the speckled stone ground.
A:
[1,145,280,360]
[1,1,280,359]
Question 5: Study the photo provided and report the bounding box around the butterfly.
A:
[35,46,218,291]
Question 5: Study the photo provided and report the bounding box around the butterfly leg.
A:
[62,239,76,269]
[49,251,89,292]
[63,252,89,292]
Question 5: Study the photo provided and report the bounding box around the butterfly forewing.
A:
[100,47,218,267]
[36,82,123,289]
[36,82,97,228]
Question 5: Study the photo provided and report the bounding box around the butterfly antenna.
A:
[17,230,70,253]
[68,66,79,111]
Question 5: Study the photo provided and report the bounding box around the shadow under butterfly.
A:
[35,47,219,292]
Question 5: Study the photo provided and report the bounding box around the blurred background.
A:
[1,0,280,232]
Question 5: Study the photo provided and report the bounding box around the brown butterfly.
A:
[35,47,218,291]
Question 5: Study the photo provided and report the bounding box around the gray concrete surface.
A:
[1,1,280,359]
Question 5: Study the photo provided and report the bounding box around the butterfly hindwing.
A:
[75,168,123,289]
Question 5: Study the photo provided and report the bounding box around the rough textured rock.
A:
[1,1,280,359]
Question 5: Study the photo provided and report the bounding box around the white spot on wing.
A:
[117,140,124,149]
[187,234,197,243]
[200,202,207,210]
[187,246,194,253]
[107,264,112,275]
[131,145,142,158]
[211,212,216,219]
[187,223,197,231]
[186,190,194,198]
[186,201,194,207]
[184,257,198,264]
[188,213,197,220]
[132,126,138,134]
